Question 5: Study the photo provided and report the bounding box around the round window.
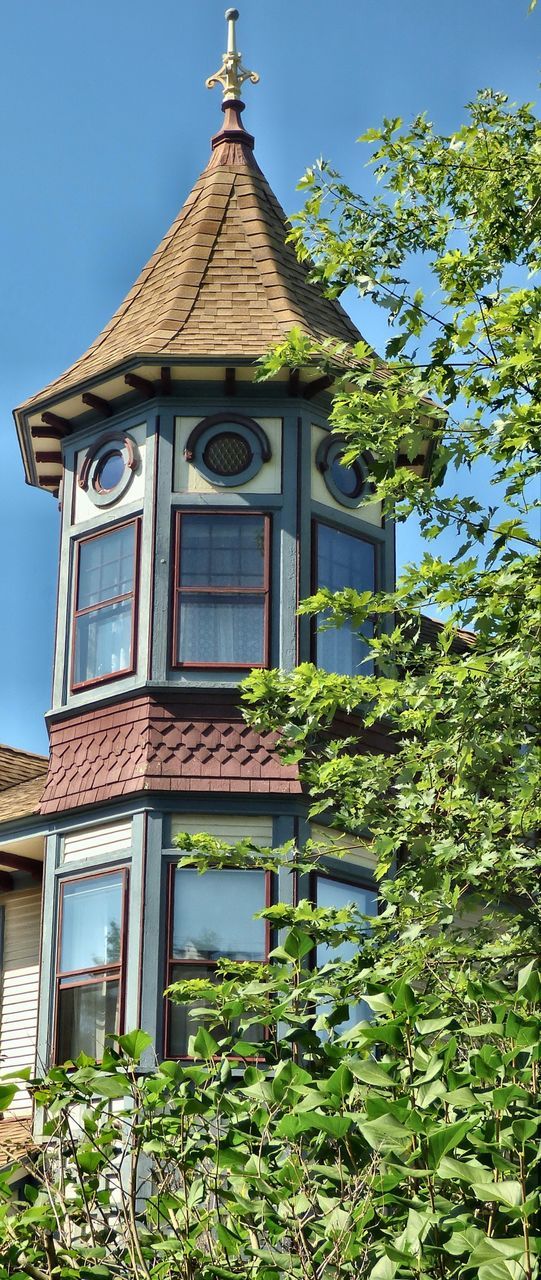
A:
[82,432,139,507]
[316,436,370,508]
[94,449,126,493]
[184,414,272,488]
[203,431,253,477]
[329,452,366,501]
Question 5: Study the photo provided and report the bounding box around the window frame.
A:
[311,518,379,672]
[171,509,271,671]
[163,861,272,1059]
[70,517,141,692]
[53,865,129,1065]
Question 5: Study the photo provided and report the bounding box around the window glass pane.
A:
[316,525,375,675]
[316,876,377,1032]
[172,870,266,961]
[60,873,123,973]
[78,525,135,610]
[179,516,265,588]
[317,525,375,594]
[178,595,265,665]
[74,599,133,684]
[168,964,264,1057]
[57,979,119,1061]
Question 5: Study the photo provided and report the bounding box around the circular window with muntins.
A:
[203,431,253,477]
[185,414,271,488]
[316,436,371,508]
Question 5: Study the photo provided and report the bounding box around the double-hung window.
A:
[55,869,127,1062]
[166,867,268,1056]
[173,512,270,667]
[314,522,376,675]
[314,872,377,1032]
[72,520,139,689]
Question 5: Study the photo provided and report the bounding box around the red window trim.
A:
[163,861,272,1060]
[54,866,129,1064]
[171,509,271,670]
[70,517,141,692]
[310,518,378,666]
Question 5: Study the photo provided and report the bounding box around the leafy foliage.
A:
[0,89,540,1280]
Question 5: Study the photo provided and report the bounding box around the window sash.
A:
[165,864,271,1057]
[313,520,376,676]
[72,520,139,689]
[55,869,128,1063]
[173,512,270,669]
[312,871,377,1033]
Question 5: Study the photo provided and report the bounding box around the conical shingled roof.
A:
[18,102,361,413]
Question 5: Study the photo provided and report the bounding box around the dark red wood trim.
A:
[0,850,43,879]
[39,475,61,488]
[31,425,66,441]
[82,392,114,418]
[41,411,71,433]
[225,367,236,396]
[303,375,333,401]
[53,865,129,1064]
[35,451,62,464]
[125,373,156,398]
[70,518,141,693]
[171,510,271,671]
[288,368,300,397]
[160,367,172,396]
[163,862,271,1060]
[0,872,14,892]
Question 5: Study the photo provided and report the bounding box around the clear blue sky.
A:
[1,0,538,754]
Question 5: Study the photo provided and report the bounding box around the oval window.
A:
[94,449,126,493]
[316,436,370,508]
[329,452,365,500]
[203,431,253,478]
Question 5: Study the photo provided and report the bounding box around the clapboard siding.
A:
[63,820,132,863]
[0,887,41,1115]
[311,824,376,873]
[171,815,273,845]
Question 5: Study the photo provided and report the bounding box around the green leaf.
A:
[472,1181,523,1207]
[190,1026,220,1059]
[117,1029,153,1061]
[427,1119,472,1168]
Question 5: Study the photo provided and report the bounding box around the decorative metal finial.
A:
[206,8,260,103]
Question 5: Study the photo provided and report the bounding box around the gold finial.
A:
[206,8,260,103]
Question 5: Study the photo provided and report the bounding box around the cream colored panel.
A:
[311,425,381,526]
[174,417,282,494]
[311,823,376,873]
[73,421,147,525]
[0,888,41,1115]
[171,814,273,845]
[63,820,132,864]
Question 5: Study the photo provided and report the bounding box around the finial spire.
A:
[206,8,260,103]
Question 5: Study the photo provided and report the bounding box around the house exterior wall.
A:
[0,886,41,1115]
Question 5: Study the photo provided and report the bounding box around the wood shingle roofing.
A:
[17,103,361,416]
[0,745,48,793]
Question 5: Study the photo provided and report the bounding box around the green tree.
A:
[0,90,539,1280]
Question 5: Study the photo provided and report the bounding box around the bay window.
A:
[72,520,139,688]
[173,512,270,667]
[314,522,376,675]
[166,867,268,1056]
[55,869,127,1062]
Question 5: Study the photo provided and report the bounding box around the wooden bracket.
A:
[125,373,156,399]
[82,392,114,418]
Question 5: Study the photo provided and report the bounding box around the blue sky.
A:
[1,0,538,754]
